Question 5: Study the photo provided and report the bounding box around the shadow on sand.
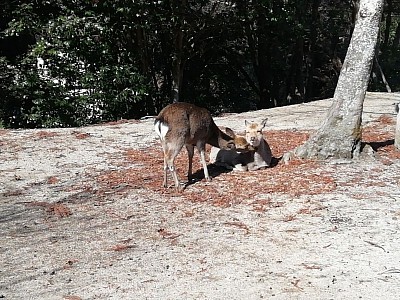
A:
[184,156,282,189]
[363,139,394,152]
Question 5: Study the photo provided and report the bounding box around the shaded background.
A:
[0,0,399,128]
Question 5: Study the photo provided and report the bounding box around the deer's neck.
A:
[207,124,230,148]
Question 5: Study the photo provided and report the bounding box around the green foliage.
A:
[1,0,153,127]
[0,0,398,128]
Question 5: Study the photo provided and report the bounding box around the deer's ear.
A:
[245,120,249,126]
[261,118,268,128]
[225,127,236,138]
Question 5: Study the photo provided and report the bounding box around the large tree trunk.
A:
[285,0,384,160]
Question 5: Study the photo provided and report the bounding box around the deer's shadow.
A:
[186,156,281,188]
[363,139,394,151]
[187,164,232,186]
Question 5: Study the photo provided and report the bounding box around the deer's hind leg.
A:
[185,144,195,182]
[162,138,185,189]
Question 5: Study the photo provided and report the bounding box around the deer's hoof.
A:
[176,182,186,192]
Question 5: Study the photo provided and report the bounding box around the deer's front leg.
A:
[198,146,211,182]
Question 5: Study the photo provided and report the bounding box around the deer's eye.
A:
[257,130,262,134]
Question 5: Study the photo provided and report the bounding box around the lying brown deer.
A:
[154,102,239,190]
[210,119,272,171]
[209,133,255,171]
[245,119,272,170]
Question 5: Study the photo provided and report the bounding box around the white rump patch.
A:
[154,120,169,140]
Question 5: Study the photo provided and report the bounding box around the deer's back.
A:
[156,102,216,143]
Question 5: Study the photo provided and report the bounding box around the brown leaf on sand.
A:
[26,202,72,217]
[47,176,60,184]
[108,244,135,251]
[51,203,72,217]
[157,228,182,239]
[35,131,58,139]
[224,221,250,234]
[63,296,82,300]
[72,131,91,139]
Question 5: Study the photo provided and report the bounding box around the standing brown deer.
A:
[154,102,237,190]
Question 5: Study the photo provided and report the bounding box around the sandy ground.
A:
[1,92,400,300]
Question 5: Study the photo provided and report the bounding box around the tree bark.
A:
[285,0,384,160]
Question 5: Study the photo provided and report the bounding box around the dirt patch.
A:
[1,92,400,299]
